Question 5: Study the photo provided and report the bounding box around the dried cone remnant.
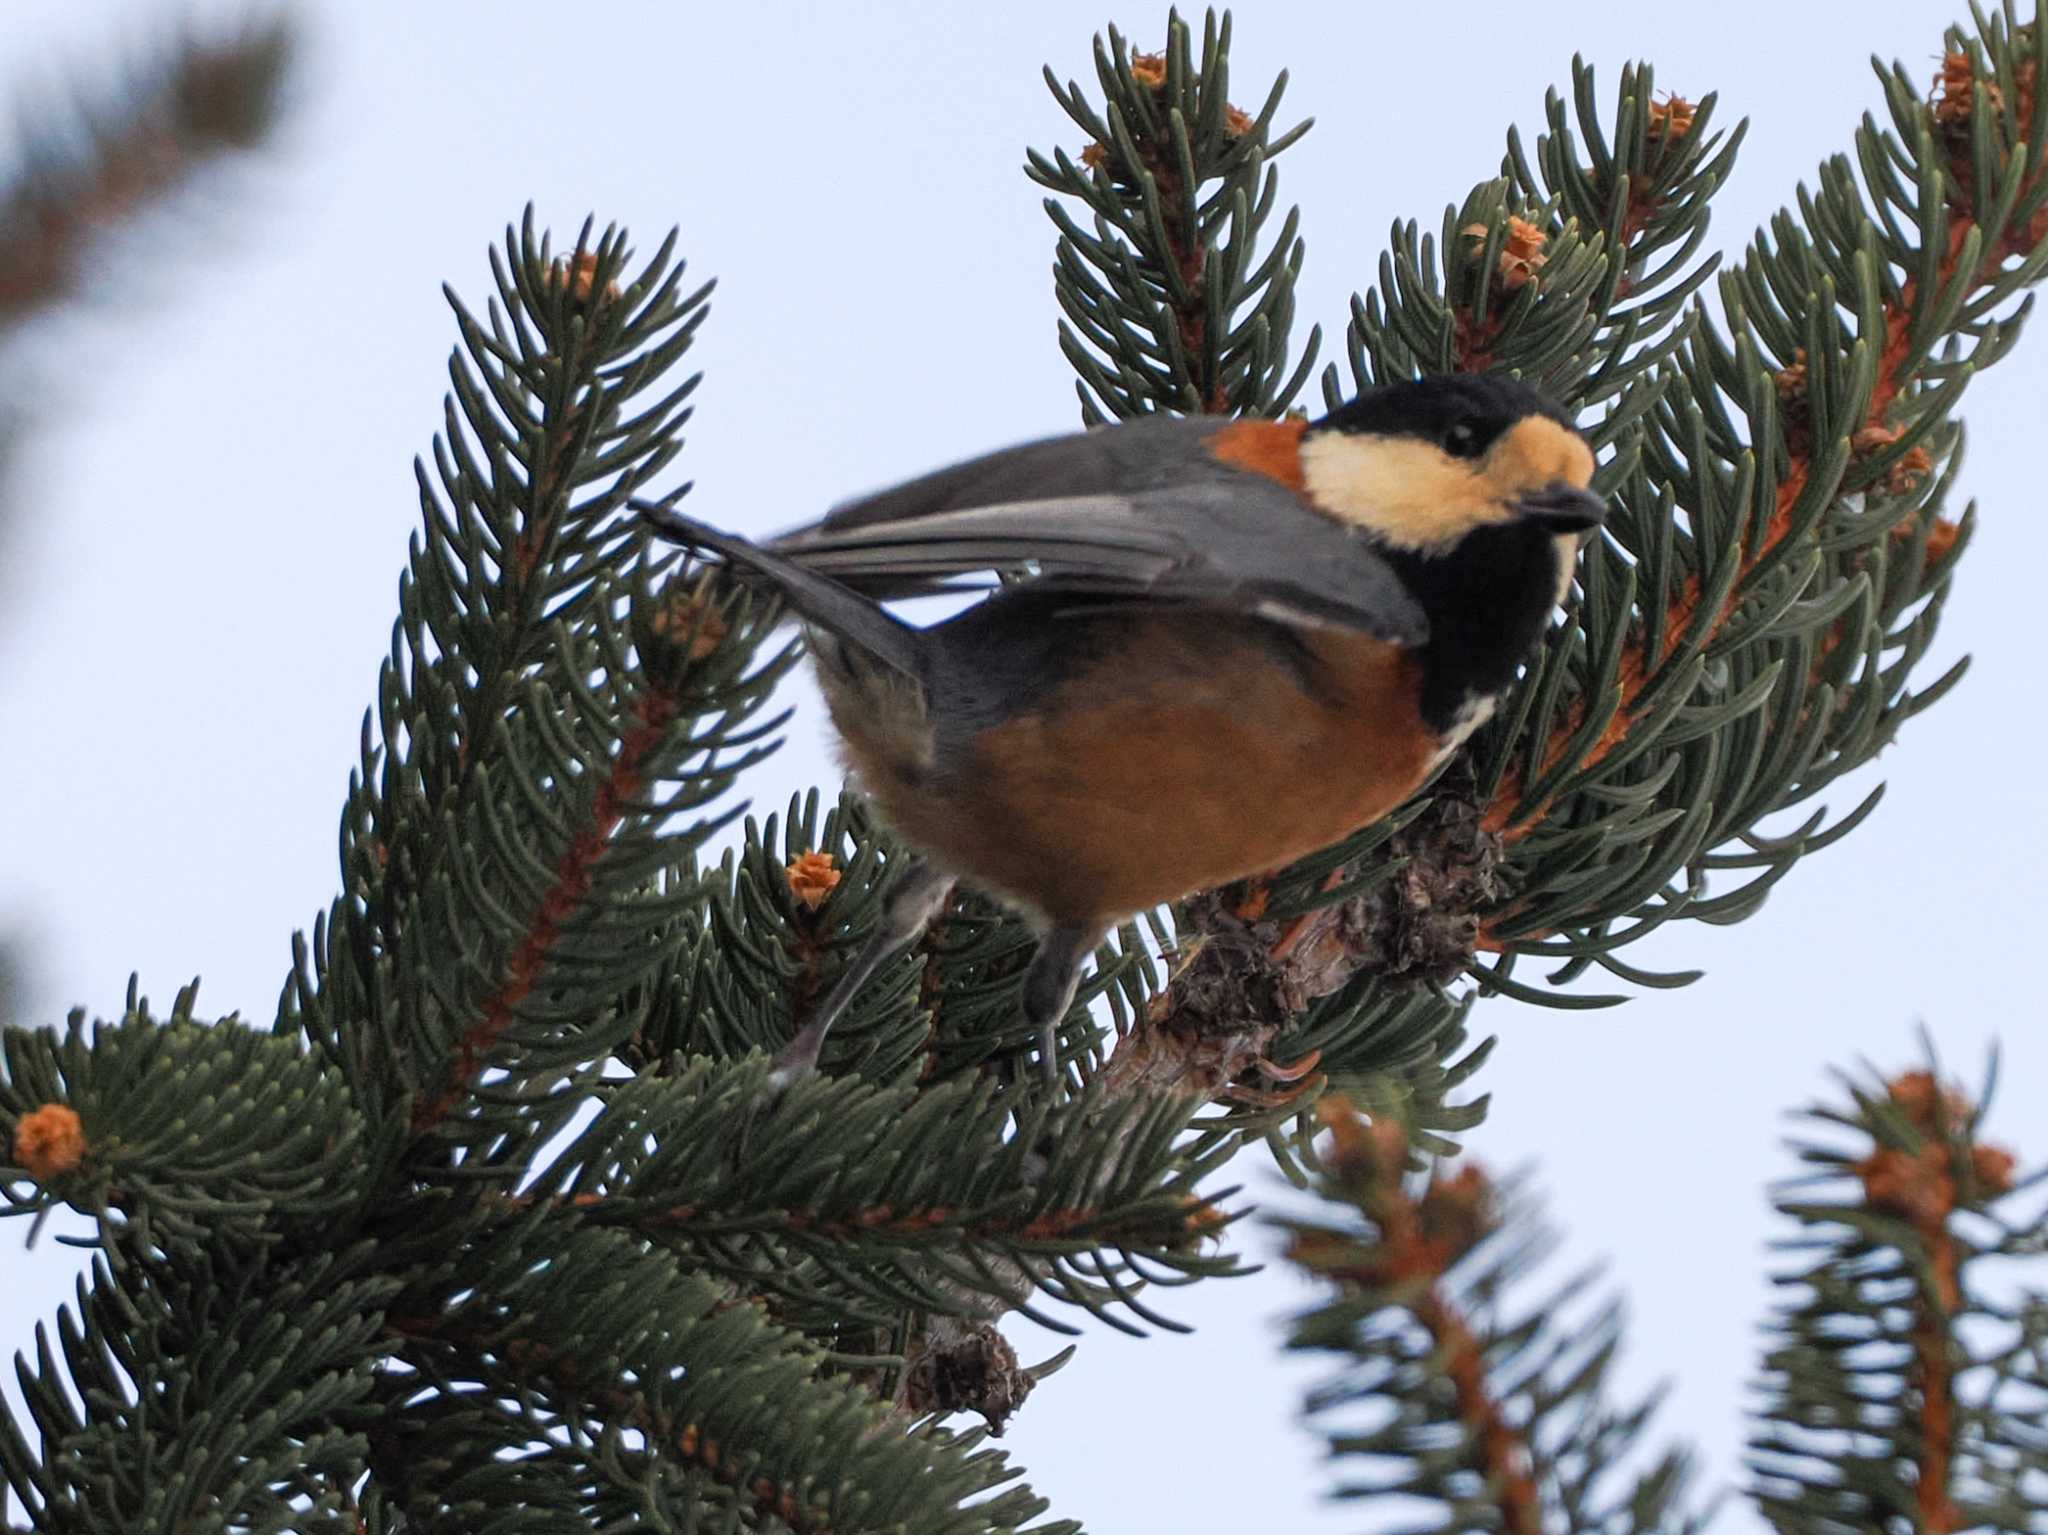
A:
[784,851,841,912]
[902,1321,1033,1434]
[1850,1070,2018,1535]
[1347,790,1503,982]
[12,1104,85,1182]
[1113,786,1498,1113]
[1169,786,1501,1043]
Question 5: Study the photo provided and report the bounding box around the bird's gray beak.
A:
[1514,482,1607,533]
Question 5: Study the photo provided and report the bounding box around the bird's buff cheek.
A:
[1297,432,1508,552]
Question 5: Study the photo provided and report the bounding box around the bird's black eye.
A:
[1442,419,1484,459]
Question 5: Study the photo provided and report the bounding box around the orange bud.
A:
[13,1104,85,1182]
[785,851,841,911]
[1465,216,1548,292]
[647,585,729,661]
[1774,355,1809,403]
[1971,1142,2017,1195]
[1888,1069,1971,1133]
[1646,94,1696,140]
[552,250,619,308]
[1858,1143,1955,1225]
[1501,215,1546,264]
[1931,50,1998,128]
[1887,446,1934,493]
[1128,52,1167,89]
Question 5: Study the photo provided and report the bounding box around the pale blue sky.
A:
[3,2,2043,1530]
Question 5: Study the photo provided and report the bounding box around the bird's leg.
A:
[768,858,955,1092]
[1019,925,1101,1092]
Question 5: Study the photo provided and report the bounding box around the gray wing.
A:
[813,414,1229,531]
[775,416,1428,645]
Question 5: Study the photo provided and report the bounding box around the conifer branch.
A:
[1751,1056,2046,1532]
[2,989,368,1246]
[1044,8,2048,1160]
[0,20,294,593]
[0,20,291,329]
[1480,61,2034,845]
[1284,1098,1697,1531]
[1286,1105,1542,1533]
[381,1225,1070,1534]
[1287,1050,2045,1535]
[524,1060,1240,1334]
[1478,13,2045,866]
[0,1246,396,1531]
[655,794,1142,1086]
[1328,56,1736,404]
[1032,9,1316,419]
[9,11,2048,1522]
[410,662,690,1134]
[380,1315,844,1534]
[278,220,797,1154]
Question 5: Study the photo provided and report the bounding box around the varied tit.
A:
[638,373,1603,1089]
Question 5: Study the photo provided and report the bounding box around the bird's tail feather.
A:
[634,502,923,677]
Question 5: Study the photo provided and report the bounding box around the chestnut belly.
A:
[834,626,1441,928]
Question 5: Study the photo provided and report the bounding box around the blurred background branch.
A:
[0,14,294,1027]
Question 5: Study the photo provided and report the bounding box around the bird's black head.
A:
[1298,373,1604,553]
[1315,372,1574,452]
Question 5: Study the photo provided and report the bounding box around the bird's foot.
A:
[765,1017,830,1097]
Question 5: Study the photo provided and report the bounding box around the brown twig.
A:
[1290,1103,1539,1534]
[485,1184,1223,1257]
[1852,1069,2018,1533]
[411,694,682,1134]
[1094,50,1243,414]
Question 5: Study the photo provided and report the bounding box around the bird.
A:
[636,372,1603,1091]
